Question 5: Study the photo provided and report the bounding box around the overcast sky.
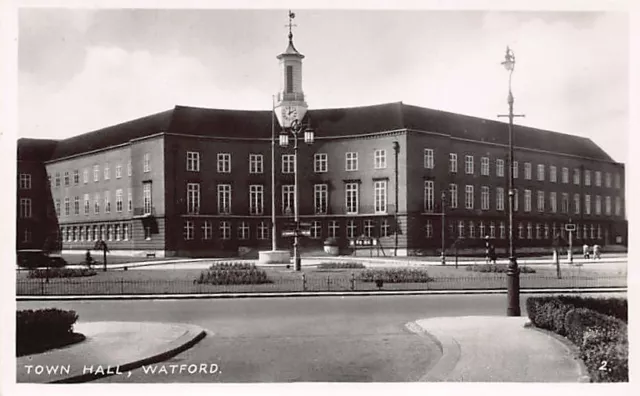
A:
[18,7,629,163]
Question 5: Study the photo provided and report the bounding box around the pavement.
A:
[16,321,207,383]
[16,314,590,383]
[407,316,589,382]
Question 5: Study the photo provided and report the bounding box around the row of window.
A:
[433,220,606,241]
[423,182,622,216]
[49,154,150,188]
[185,180,388,216]
[60,223,133,243]
[53,184,152,217]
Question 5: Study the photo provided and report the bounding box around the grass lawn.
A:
[16,262,627,296]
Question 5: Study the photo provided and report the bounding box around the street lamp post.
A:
[279,119,315,271]
[498,46,525,317]
[441,191,447,265]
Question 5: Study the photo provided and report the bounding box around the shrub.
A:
[526,297,573,335]
[84,250,97,268]
[359,268,433,283]
[557,296,627,323]
[17,309,80,356]
[466,264,536,273]
[317,262,365,269]
[196,262,272,285]
[27,267,97,278]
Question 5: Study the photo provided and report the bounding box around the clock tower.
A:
[274,11,308,129]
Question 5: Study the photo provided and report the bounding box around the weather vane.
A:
[286,10,297,41]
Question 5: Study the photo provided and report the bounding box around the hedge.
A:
[28,267,97,278]
[359,268,433,283]
[466,264,536,274]
[317,262,366,269]
[17,309,81,356]
[195,262,272,285]
[526,296,628,382]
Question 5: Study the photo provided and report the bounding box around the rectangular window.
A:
[55,172,61,187]
[615,173,621,189]
[550,192,557,213]
[364,220,374,238]
[238,222,250,240]
[496,159,504,177]
[496,187,504,211]
[84,194,90,215]
[73,170,79,184]
[481,157,489,176]
[524,189,532,212]
[127,160,132,177]
[114,189,123,212]
[481,186,490,210]
[116,163,122,179]
[94,194,100,214]
[605,196,612,215]
[249,154,263,174]
[184,221,194,240]
[615,196,621,216]
[513,161,519,179]
[585,194,591,215]
[490,222,496,238]
[128,191,132,212]
[465,155,474,174]
[19,173,31,189]
[468,221,475,239]
[458,221,465,238]
[143,183,152,215]
[314,184,328,214]
[257,222,269,240]
[187,183,200,214]
[380,219,390,237]
[573,168,580,185]
[562,167,569,183]
[537,191,545,212]
[513,189,519,212]
[346,219,357,239]
[449,153,457,173]
[19,198,32,218]
[249,185,264,215]
[550,166,557,183]
[104,164,110,180]
[465,185,474,209]
[375,149,387,169]
[282,185,295,215]
[605,173,612,188]
[217,153,231,173]
[595,195,602,215]
[595,171,602,186]
[64,197,70,216]
[286,65,293,93]
[374,180,388,213]
[449,184,458,209]
[104,191,111,213]
[537,164,545,181]
[524,163,532,180]
[187,151,200,172]
[282,154,295,174]
[346,152,358,171]
[314,153,328,173]
[345,183,359,214]
[574,193,581,214]
[143,154,151,173]
[561,193,569,213]
[202,221,213,240]
[220,221,231,240]
[424,149,434,169]
[93,165,100,182]
[329,220,339,238]
[424,220,433,239]
[74,196,80,215]
[584,170,591,186]
[64,171,70,186]
[500,222,506,239]
[217,184,231,214]
[423,180,434,212]
[311,221,322,239]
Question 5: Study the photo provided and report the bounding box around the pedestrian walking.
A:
[488,243,497,264]
[582,243,590,259]
[593,244,601,259]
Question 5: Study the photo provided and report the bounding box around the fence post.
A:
[327,276,331,291]
[351,272,356,291]
[302,273,307,291]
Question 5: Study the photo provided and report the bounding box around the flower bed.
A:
[466,264,536,273]
[17,309,84,356]
[526,296,628,382]
[195,262,272,285]
[317,262,365,269]
[27,268,97,278]
[359,268,433,283]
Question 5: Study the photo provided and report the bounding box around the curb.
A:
[49,325,207,383]
[405,321,461,382]
[523,322,591,383]
[16,287,627,301]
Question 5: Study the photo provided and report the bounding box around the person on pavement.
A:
[582,243,590,259]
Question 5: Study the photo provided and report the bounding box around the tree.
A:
[93,240,109,272]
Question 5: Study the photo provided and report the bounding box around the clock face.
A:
[275,104,307,129]
[283,106,298,122]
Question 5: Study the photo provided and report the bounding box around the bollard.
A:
[351,273,356,291]
[302,273,307,291]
